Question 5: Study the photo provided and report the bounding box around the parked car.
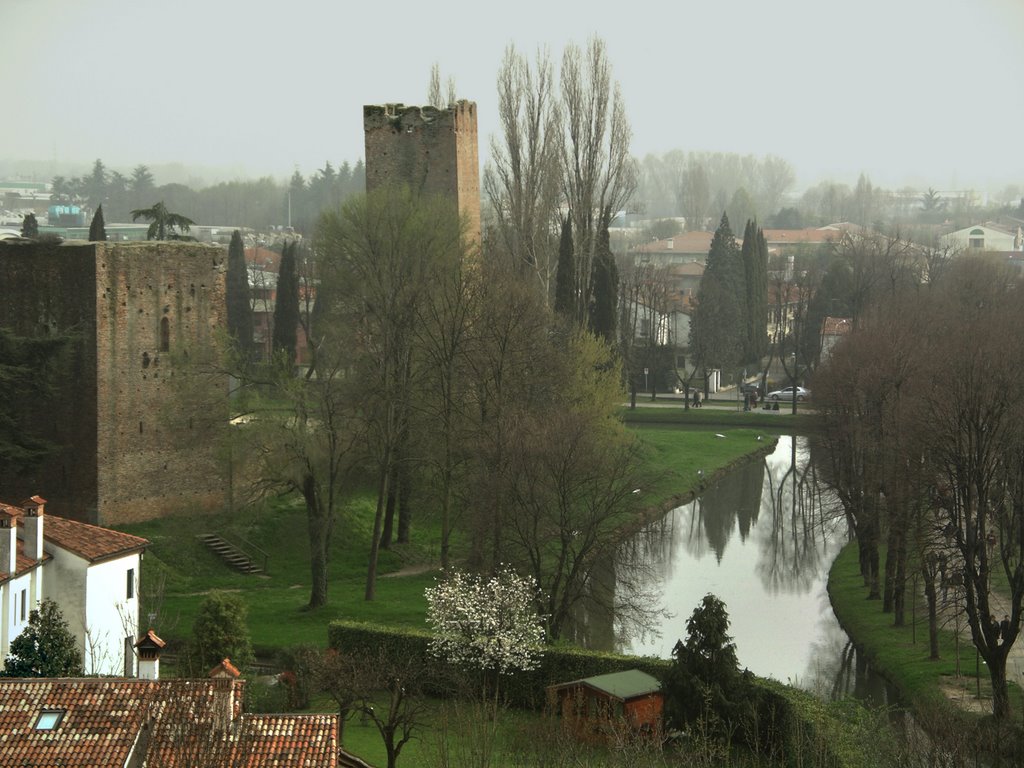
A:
[767,386,810,402]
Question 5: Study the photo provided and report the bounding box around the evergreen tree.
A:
[740,219,768,364]
[20,213,38,238]
[738,220,756,362]
[88,205,107,241]
[588,209,618,343]
[752,226,769,360]
[691,213,745,374]
[2,599,84,677]
[84,158,108,210]
[554,216,575,320]
[185,591,254,673]
[226,230,253,361]
[272,240,300,368]
[662,594,751,737]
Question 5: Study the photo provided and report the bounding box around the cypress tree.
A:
[740,219,758,363]
[226,230,253,362]
[554,216,576,320]
[753,226,769,360]
[272,241,300,368]
[20,213,38,238]
[692,213,745,373]
[589,209,618,343]
[88,205,107,241]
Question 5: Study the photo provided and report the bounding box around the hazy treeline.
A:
[47,159,365,233]
[635,150,1024,234]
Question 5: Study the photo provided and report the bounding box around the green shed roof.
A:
[551,669,661,700]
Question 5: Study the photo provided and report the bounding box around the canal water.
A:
[580,434,898,705]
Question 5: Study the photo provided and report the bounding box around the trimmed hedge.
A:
[327,620,667,710]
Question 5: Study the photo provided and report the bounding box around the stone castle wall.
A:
[0,241,228,525]
[363,101,480,245]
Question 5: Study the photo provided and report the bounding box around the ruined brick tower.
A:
[0,241,228,525]
[363,100,481,246]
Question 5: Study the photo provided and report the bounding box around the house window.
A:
[160,317,170,352]
[639,318,651,337]
[20,589,26,622]
[969,229,985,249]
[35,710,65,730]
[127,568,135,599]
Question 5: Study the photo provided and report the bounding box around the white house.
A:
[0,495,148,676]
[940,222,1023,252]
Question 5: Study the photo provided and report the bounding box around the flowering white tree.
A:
[425,566,545,674]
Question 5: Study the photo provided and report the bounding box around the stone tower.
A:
[363,100,481,246]
[0,241,228,525]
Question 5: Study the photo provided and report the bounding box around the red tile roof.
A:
[0,679,347,768]
[43,515,149,563]
[821,316,853,336]
[236,714,340,768]
[633,231,719,254]
[762,228,840,245]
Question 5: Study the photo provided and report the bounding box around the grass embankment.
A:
[123,424,773,653]
[828,541,1024,716]
[620,404,816,431]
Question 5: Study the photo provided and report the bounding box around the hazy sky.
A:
[3,0,1022,192]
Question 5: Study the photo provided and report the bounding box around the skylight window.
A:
[34,710,64,730]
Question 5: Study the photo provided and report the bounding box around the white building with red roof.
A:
[0,495,148,677]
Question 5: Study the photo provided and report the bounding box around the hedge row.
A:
[328,621,871,766]
[327,619,667,710]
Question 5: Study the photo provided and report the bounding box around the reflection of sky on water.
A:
[618,435,852,688]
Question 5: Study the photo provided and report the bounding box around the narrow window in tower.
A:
[160,317,170,352]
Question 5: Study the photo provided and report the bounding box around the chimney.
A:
[21,496,45,562]
[134,629,166,680]
[209,659,241,730]
[0,510,16,575]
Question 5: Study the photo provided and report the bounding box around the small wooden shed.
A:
[547,669,663,741]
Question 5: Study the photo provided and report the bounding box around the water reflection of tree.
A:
[676,457,765,562]
[567,533,666,652]
[756,437,846,594]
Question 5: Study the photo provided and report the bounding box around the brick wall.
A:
[363,101,480,246]
[0,241,228,524]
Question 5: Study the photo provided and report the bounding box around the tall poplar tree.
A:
[273,241,300,368]
[226,230,253,362]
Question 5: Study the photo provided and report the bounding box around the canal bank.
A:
[827,540,1024,755]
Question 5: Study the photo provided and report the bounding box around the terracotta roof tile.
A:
[234,714,339,768]
[821,316,853,336]
[633,231,719,253]
[0,679,344,768]
[762,228,840,245]
[43,515,149,563]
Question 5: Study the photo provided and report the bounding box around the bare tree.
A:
[315,186,465,601]
[484,45,562,304]
[559,37,637,327]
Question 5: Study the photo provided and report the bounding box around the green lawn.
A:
[123,424,776,654]
[827,541,1024,717]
